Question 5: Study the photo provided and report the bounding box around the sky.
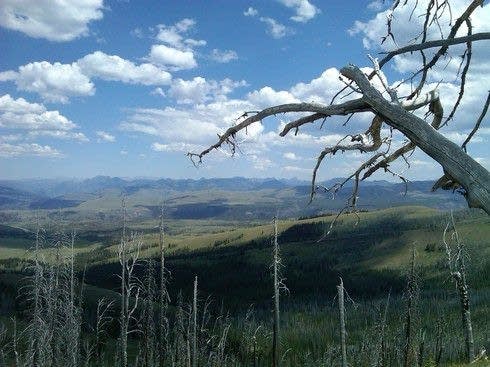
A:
[0,0,489,181]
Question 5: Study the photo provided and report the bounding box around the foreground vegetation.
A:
[0,206,488,366]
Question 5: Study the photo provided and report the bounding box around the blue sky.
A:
[1,0,489,181]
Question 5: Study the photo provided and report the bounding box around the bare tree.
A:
[443,212,474,363]
[158,204,170,367]
[403,247,419,367]
[337,278,348,367]
[189,0,490,215]
[272,217,280,367]
[118,200,142,367]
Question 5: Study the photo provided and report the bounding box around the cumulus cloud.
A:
[347,1,490,134]
[210,49,238,63]
[120,98,255,144]
[0,52,172,102]
[0,93,87,159]
[148,44,197,70]
[155,18,205,50]
[150,18,205,70]
[291,67,345,103]
[96,130,116,143]
[247,86,298,107]
[349,0,490,77]
[0,61,95,103]
[277,0,320,23]
[0,0,104,42]
[78,51,172,85]
[169,77,247,104]
[0,94,79,132]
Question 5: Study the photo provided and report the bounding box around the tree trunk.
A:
[341,65,490,214]
[454,270,475,362]
[192,276,198,367]
[337,278,347,367]
[272,217,280,367]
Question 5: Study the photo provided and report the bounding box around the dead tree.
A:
[443,212,474,363]
[403,247,419,367]
[192,276,198,367]
[158,205,170,367]
[118,200,142,367]
[272,217,280,367]
[337,278,348,367]
[189,0,490,216]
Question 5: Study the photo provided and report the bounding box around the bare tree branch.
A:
[341,65,490,212]
[461,91,490,152]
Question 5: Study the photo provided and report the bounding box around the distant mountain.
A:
[0,185,44,209]
[0,176,467,217]
[0,176,299,197]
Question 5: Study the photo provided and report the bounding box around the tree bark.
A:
[341,65,490,214]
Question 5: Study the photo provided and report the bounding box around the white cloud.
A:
[248,86,298,107]
[0,134,21,142]
[283,152,299,160]
[121,67,359,158]
[277,0,320,23]
[0,61,94,103]
[0,142,62,157]
[120,98,255,144]
[28,130,88,142]
[78,51,172,86]
[151,87,166,97]
[0,94,87,146]
[151,142,203,152]
[0,52,173,102]
[367,0,385,11]
[148,44,197,70]
[346,0,490,138]
[169,77,247,104]
[96,130,116,142]
[259,17,291,39]
[0,94,77,131]
[155,18,206,50]
[210,49,238,63]
[0,0,103,42]
[291,67,345,104]
[244,7,258,17]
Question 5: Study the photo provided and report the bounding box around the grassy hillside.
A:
[80,206,489,306]
[1,206,488,365]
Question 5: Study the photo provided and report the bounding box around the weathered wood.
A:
[341,65,490,213]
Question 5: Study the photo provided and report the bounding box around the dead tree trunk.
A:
[272,217,280,367]
[341,66,490,213]
[337,278,347,367]
[158,205,169,367]
[403,247,418,367]
[443,213,475,363]
[192,276,198,367]
[454,270,474,363]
